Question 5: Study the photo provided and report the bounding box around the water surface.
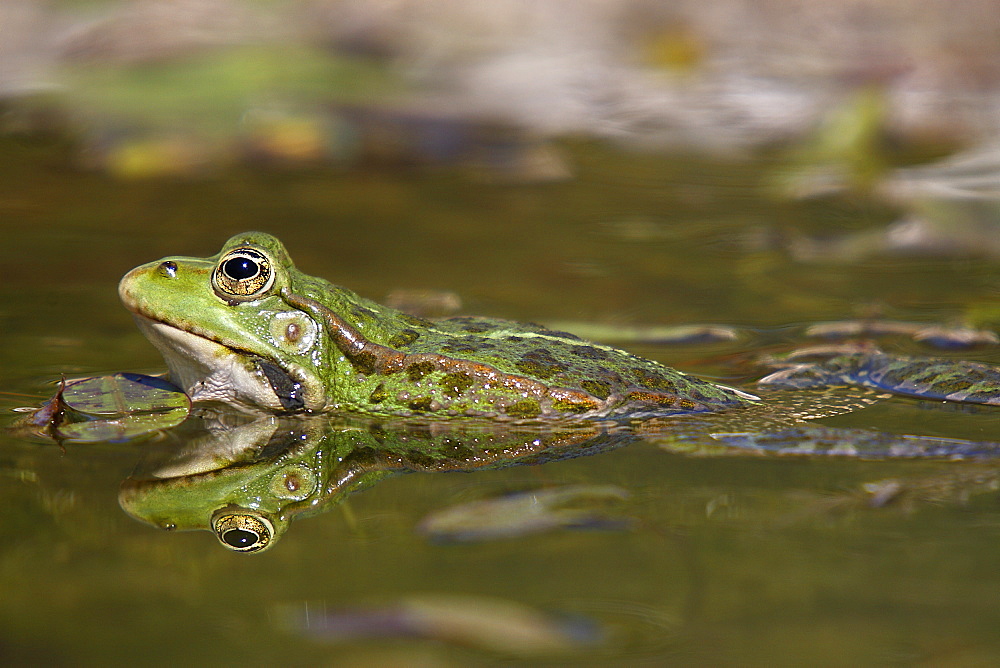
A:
[2,137,999,665]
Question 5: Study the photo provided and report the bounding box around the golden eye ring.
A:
[211,511,275,553]
[212,247,274,301]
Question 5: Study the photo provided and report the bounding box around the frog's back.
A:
[342,307,757,419]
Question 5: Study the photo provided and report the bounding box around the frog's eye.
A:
[211,511,275,553]
[213,247,274,301]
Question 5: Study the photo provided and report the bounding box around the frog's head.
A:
[119,232,329,413]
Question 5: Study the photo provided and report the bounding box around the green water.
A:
[2,136,1000,665]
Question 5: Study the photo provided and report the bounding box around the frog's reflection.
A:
[119,414,635,553]
[119,396,1000,553]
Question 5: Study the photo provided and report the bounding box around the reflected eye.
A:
[213,247,274,301]
[211,511,275,553]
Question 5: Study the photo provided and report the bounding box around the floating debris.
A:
[418,485,632,543]
[805,320,926,339]
[763,343,876,364]
[287,594,602,655]
[862,479,905,507]
[384,289,462,318]
[804,319,998,349]
[862,469,1000,509]
[544,322,742,345]
[911,325,999,349]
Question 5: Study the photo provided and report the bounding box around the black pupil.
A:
[224,257,258,280]
[222,528,259,548]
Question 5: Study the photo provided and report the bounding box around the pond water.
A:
[2,135,1000,665]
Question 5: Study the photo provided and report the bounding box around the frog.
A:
[118,232,759,419]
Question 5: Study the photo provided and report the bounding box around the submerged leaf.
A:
[543,321,742,345]
[805,319,925,339]
[911,325,999,349]
[287,594,601,655]
[418,485,632,542]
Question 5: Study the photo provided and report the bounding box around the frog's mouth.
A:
[130,316,315,413]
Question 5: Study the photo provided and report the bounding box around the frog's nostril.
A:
[158,260,178,278]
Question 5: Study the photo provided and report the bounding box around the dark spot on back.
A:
[631,367,679,393]
[515,348,568,380]
[439,372,475,398]
[387,328,420,348]
[369,383,388,403]
[580,379,611,399]
[571,345,610,360]
[408,396,433,412]
[406,361,437,382]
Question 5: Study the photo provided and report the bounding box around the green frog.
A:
[119,232,759,419]
[110,233,1000,553]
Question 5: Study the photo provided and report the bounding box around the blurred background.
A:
[3,2,1000,665]
[2,0,1000,168]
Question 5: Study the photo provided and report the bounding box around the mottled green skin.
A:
[313,308,754,418]
[119,232,756,418]
[759,351,1000,406]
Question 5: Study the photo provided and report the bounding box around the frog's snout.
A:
[118,265,143,309]
[118,260,181,311]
